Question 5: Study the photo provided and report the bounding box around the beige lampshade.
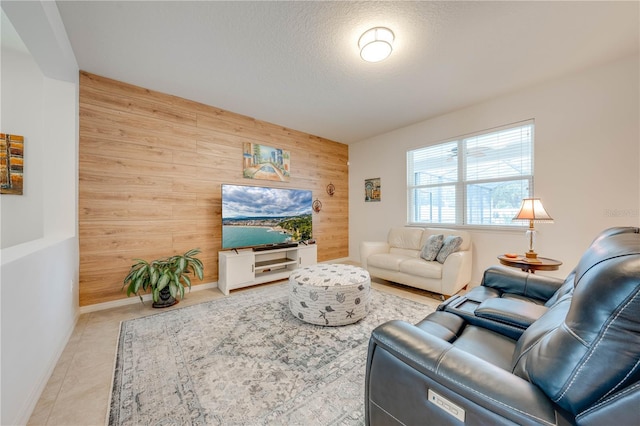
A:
[513,198,554,223]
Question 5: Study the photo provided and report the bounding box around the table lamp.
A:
[513,198,554,261]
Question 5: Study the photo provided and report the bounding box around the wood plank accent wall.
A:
[79,71,349,307]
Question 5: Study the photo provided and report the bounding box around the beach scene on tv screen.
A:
[222,185,313,249]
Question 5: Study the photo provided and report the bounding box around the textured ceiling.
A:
[55,1,639,144]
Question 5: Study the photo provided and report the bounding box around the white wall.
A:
[350,54,640,285]
[42,76,78,238]
[1,237,78,425]
[0,3,79,425]
[0,48,45,246]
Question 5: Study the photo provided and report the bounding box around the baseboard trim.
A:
[79,258,350,314]
[325,257,351,264]
[79,281,219,314]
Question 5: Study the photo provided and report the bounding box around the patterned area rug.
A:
[108,283,437,425]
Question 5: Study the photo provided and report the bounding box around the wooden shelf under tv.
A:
[218,244,317,296]
[254,257,297,271]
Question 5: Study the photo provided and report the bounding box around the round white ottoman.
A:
[288,264,371,326]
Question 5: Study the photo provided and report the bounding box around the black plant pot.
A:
[152,286,178,308]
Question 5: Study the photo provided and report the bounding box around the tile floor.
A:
[27,277,442,426]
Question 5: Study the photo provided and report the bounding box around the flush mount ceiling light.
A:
[358,27,394,62]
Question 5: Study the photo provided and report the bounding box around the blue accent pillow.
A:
[436,235,463,264]
[420,234,444,261]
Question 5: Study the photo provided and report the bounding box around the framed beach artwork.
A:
[243,142,290,182]
[365,178,381,202]
[1,133,24,195]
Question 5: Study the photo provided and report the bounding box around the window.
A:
[407,121,533,227]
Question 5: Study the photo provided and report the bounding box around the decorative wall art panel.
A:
[243,142,290,182]
[365,177,381,202]
[1,133,24,195]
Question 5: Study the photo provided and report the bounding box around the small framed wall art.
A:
[1,133,24,195]
[365,177,381,202]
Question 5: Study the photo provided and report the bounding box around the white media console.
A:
[218,244,317,295]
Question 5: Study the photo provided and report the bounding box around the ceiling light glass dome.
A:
[358,27,395,63]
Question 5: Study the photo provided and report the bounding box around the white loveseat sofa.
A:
[360,227,472,298]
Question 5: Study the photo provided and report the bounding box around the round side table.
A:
[497,255,562,273]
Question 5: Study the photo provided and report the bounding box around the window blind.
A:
[407,121,534,226]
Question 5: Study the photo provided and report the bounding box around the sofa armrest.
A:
[475,298,548,329]
[366,320,563,425]
[359,241,390,269]
[480,265,565,302]
[440,250,472,296]
[439,296,531,340]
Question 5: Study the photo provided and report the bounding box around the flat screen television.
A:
[221,184,313,250]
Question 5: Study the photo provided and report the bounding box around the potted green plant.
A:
[123,248,204,308]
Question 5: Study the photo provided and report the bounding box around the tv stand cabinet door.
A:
[219,251,255,295]
[298,245,317,268]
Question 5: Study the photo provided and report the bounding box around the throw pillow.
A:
[436,235,463,264]
[420,234,444,261]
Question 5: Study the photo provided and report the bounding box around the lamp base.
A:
[525,251,542,263]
